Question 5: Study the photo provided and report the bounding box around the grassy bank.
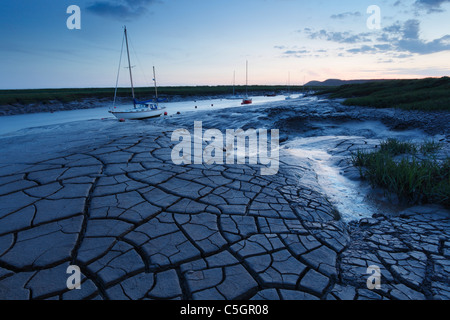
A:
[317,77,450,111]
[352,139,450,208]
[0,85,306,106]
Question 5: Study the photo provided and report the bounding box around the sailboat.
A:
[110,26,166,120]
[228,71,243,100]
[241,61,252,105]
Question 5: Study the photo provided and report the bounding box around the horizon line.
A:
[1,76,448,91]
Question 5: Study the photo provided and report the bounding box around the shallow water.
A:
[0,95,291,136]
[283,119,435,222]
[285,136,378,222]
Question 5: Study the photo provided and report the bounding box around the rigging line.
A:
[113,30,125,109]
[127,32,152,94]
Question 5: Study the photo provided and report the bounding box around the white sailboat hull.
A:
[110,106,166,120]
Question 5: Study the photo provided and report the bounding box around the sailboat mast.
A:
[233,71,236,96]
[153,66,158,106]
[124,26,136,106]
[245,60,248,97]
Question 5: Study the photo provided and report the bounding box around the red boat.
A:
[241,61,252,105]
[241,98,253,105]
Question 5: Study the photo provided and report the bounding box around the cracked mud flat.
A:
[0,96,449,300]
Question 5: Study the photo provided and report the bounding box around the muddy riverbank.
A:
[0,96,448,300]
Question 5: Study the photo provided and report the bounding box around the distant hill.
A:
[305,79,386,87]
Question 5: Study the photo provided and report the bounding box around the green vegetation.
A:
[317,77,450,111]
[420,140,443,155]
[378,138,418,155]
[0,85,307,106]
[352,139,450,207]
[0,88,115,105]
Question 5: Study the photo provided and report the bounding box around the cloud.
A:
[402,19,420,39]
[382,19,450,54]
[274,46,325,58]
[86,0,159,20]
[346,45,377,54]
[284,49,309,55]
[397,35,450,54]
[281,49,311,58]
[330,11,362,19]
[414,0,450,12]
[393,0,450,14]
[303,19,450,57]
[304,28,372,44]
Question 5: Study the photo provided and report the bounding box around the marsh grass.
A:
[318,77,450,111]
[352,139,450,207]
[379,138,417,155]
[0,85,306,106]
[420,140,443,155]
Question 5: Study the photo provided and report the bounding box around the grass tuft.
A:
[351,139,450,207]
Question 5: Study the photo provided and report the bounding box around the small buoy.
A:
[177,111,181,115]
[119,118,125,122]
[195,106,197,109]
[211,104,214,106]
[164,112,168,116]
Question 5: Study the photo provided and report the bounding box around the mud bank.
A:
[0,96,448,300]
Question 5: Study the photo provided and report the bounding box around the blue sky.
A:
[1,0,449,89]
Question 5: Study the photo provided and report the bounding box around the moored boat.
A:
[241,98,253,105]
[110,26,166,120]
[241,60,252,105]
[228,71,244,100]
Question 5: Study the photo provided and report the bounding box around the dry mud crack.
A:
[0,123,449,300]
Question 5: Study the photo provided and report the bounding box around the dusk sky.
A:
[1,0,450,89]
